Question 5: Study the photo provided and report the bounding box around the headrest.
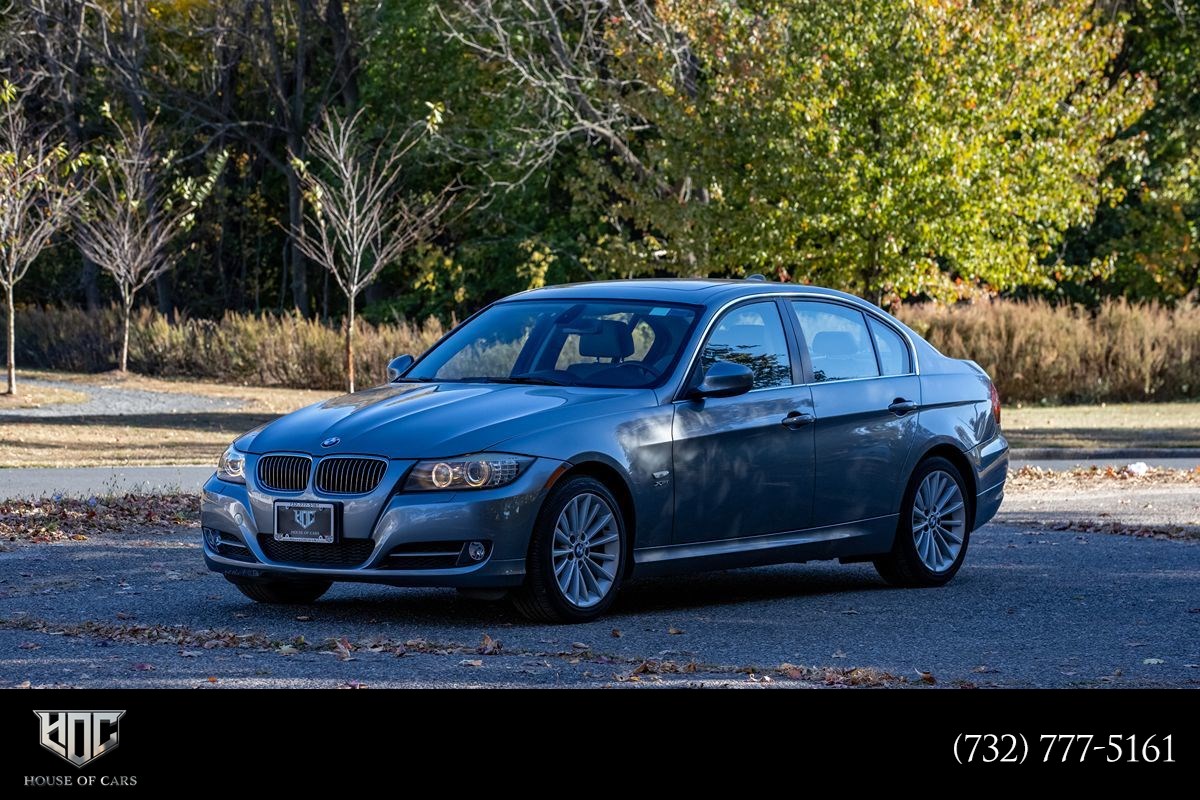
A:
[579,319,635,359]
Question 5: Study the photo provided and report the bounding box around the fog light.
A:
[203,527,221,549]
[467,541,487,562]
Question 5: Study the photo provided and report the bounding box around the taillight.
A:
[989,382,1001,426]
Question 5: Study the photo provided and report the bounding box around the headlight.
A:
[405,454,533,491]
[217,445,247,483]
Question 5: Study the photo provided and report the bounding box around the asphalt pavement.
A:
[0,510,1195,688]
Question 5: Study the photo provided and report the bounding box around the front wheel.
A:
[512,476,626,623]
[874,456,972,587]
[226,576,332,604]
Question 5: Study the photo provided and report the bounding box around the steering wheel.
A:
[592,362,658,383]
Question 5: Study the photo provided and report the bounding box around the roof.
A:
[515,278,871,308]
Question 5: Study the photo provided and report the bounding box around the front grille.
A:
[258,535,375,568]
[316,457,388,495]
[257,455,311,492]
[377,541,488,571]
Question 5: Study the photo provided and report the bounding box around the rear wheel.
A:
[226,576,332,604]
[874,456,971,587]
[512,476,626,623]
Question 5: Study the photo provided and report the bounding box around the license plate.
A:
[274,501,336,543]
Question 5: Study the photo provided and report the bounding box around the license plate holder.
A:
[273,501,337,544]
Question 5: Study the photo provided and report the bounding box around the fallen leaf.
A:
[916,670,936,685]
[276,645,299,655]
[206,676,218,683]
[338,681,369,689]
[294,615,311,622]
[571,642,590,650]
[667,626,684,635]
[14,680,31,688]
[610,629,622,638]
[477,634,502,656]
[1143,658,1164,665]
[459,659,483,668]
[17,642,40,650]
[131,662,155,671]
[832,649,847,659]
[179,650,203,658]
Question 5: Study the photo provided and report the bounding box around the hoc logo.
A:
[34,711,125,768]
[294,509,317,529]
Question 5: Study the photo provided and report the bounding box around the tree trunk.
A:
[4,286,15,396]
[81,255,102,311]
[120,298,132,373]
[345,294,356,393]
[286,163,309,313]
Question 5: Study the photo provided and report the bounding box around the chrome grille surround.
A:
[315,456,389,495]
[256,455,312,492]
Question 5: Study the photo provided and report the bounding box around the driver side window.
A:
[700,302,792,390]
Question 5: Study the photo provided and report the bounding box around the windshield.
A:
[404,300,700,388]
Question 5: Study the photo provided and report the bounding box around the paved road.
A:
[0,511,1195,688]
[0,466,214,498]
[2,378,245,419]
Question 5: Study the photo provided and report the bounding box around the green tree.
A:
[451,1,1153,304]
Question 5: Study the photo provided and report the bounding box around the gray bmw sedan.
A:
[202,279,1008,622]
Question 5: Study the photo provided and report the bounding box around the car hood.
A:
[243,381,652,458]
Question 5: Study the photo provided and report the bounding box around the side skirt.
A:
[630,515,898,578]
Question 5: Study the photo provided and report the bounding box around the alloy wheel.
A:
[552,492,621,608]
[911,469,966,573]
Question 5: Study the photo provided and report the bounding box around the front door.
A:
[672,300,815,544]
[789,300,921,527]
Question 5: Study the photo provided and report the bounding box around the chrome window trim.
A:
[672,291,921,401]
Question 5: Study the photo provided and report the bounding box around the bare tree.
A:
[291,110,456,392]
[0,87,81,395]
[74,120,225,372]
[439,1,688,195]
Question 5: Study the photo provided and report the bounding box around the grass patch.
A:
[1003,402,1200,450]
[2,370,337,467]
[0,385,89,410]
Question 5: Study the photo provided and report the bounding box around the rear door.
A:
[672,300,815,544]
[787,300,920,527]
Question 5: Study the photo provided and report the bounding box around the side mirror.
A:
[689,360,754,399]
[386,354,415,382]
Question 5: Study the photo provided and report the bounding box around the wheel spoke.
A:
[550,491,622,609]
[911,470,965,574]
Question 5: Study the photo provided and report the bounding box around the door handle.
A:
[782,411,815,430]
[888,398,918,415]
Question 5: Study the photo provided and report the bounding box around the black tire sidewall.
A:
[896,456,972,585]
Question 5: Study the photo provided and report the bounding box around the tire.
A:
[874,456,972,587]
[512,476,627,623]
[226,576,332,604]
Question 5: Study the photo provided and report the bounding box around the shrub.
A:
[898,297,1200,403]
[15,307,445,391]
[14,299,1199,403]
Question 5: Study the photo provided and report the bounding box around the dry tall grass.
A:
[14,299,1199,402]
[898,297,1200,403]
[15,307,445,390]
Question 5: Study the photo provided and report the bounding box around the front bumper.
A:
[200,456,566,588]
